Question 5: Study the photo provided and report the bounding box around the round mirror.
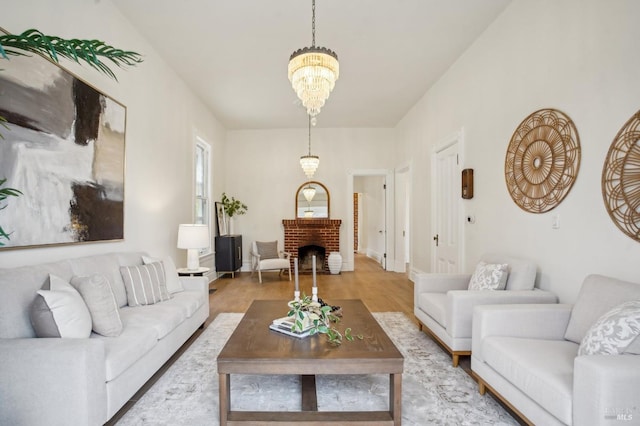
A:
[296,181,329,219]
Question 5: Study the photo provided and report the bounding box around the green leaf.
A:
[0,29,143,82]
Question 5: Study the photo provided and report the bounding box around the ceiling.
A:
[112,0,512,129]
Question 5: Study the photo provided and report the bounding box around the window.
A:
[194,137,211,255]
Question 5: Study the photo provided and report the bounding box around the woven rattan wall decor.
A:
[505,108,581,213]
[602,110,640,242]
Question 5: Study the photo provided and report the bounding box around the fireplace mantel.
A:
[283,219,341,272]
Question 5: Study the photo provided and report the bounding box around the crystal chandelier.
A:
[302,184,316,202]
[300,115,319,179]
[288,0,339,117]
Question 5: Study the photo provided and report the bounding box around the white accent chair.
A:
[413,254,557,367]
[250,241,291,284]
[472,274,640,425]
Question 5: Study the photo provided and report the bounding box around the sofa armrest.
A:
[0,337,106,426]
[472,304,573,361]
[447,289,558,338]
[574,355,640,425]
[179,275,208,292]
[413,273,471,307]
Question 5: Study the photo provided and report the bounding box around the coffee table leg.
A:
[219,373,230,425]
[389,373,402,426]
[301,375,318,411]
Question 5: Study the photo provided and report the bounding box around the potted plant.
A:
[287,294,362,346]
[220,192,247,235]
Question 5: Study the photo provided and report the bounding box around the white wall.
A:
[0,0,226,268]
[396,0,640,302]
[224,127,395,271]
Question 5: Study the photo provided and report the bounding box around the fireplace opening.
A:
[298,244,326,273]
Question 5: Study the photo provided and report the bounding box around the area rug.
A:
[116,312,518,425]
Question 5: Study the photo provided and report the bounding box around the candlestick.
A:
[294,258,300,301]
[312,255,317,288]
[312,255,318,302]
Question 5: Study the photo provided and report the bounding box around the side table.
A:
[177,267,215,294]
[177,267,210,277]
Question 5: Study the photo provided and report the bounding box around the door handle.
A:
[433,234,439,247]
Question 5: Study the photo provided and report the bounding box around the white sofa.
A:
[0,252,209,426]
[414,254,557,366]
[472,274,640,425]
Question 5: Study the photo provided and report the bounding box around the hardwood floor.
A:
[206,253,416,324]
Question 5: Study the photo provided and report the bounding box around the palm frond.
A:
[0,115,8,139]
[0,29,143,81]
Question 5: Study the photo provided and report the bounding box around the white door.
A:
[432,142,461,273]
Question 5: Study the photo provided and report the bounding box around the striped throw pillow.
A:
[120,262,171,307]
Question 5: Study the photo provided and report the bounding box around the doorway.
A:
[354,176,386,268]
[346,169,393,272]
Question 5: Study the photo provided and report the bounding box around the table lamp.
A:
[177,224,210,270]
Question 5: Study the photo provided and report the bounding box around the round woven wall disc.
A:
[602,110,640,242]
[505,108,581,213]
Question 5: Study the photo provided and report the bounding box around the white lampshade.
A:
[177,224,209,270]
[177,224,210,248]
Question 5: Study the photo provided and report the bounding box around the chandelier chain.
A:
[308,114,312,155]
[311,0,316,47]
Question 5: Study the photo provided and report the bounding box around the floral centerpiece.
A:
[287,294,362,346]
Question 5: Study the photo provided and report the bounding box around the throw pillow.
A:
[29,274,92,338]
[468,262,509,291]
[120,262,171,307]
[578,300,640,356]
[142,255,184,294]
[70,274,123,337]
[256,241,279,260]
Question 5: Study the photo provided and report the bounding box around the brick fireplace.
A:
[283,219,341,273]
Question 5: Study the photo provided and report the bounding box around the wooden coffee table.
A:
[217,299,404,425]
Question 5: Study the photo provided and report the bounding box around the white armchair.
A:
[472,274,640,425]
[414,254,557,367]
[250,241,291,284]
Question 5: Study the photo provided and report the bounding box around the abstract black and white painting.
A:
[0,53,125,249]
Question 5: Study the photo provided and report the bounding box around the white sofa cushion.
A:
[259,258,290,270]
[468,261,509,290]
[119,304,185,340]
[418,292,447,328]
[96,322,157,382]
[565,274,640,344]
[0,261,74,338]
[166,291,205,318]
[70,253,131,308]
[480,254,536,291]
[30,274,92,338]
[120,263,171,307]
[482,336,577,425]
[578,300,640,355]
[71,274,123,337]
[142,255,184,294]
